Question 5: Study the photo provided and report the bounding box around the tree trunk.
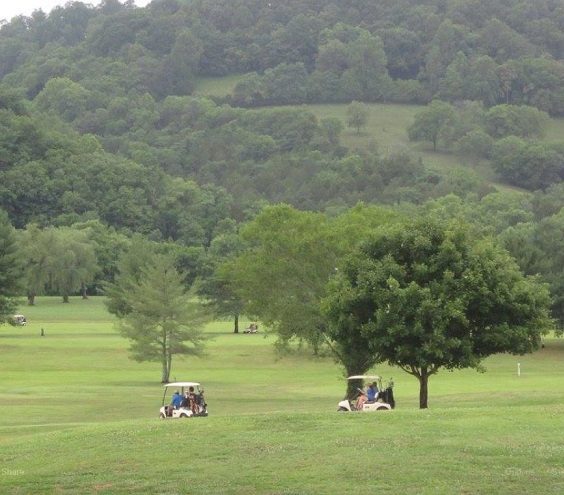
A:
[81,283,88,299]
[62,294,69,303]
[161,353,171,383]
[161,335,171,383]
[233,314,239,334]
[418,368,430,409]
[344,363,368,399]
[346,378,363,400]
[161,362,169,383]
[27,292,35,306]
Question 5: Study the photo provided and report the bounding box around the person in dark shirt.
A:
[178,387,200,413]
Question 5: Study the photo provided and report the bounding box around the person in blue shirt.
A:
[366,382,379,402]
[171,390,183,409]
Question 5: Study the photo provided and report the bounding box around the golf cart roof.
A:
[164,382,201,388]
[347,375,381,380]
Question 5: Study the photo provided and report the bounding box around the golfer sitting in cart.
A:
[338,375,394,412]
[180,386,199,414]
[355,381,379,410]
[172,390,182,408]
[159,382,208,419]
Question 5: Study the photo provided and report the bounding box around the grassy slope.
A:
[0,297,563,494]
[194,75,564,193]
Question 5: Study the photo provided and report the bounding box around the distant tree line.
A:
[3,0,564,114]
[1,183,564,329]
[0,88,496,226]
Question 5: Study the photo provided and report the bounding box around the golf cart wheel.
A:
[338,406,348,412]
[158,413,166,419]
[179,413,188,418]
[376,405,389,411]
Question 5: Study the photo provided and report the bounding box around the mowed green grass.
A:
[0,297,563,494]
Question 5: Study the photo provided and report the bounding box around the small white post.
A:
[517,362,521,377]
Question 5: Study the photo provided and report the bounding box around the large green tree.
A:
[227,203,401,381]
[407,100,457,150]
[323,218,553,408]
[346,100,369,135]
[342,32,390,101]
[499,209,564,332]
[33,77,91,122]
[228,205,337,353]
[196,222,247,333]
[484,104,549,139]
[112,251,207,383]
[19,224,56,306]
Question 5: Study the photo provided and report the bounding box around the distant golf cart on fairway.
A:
[12,315,27,326]
[243,322,259,334]
[159,382,208,419]
[338,375,395,412]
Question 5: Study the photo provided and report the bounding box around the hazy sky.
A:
[0,1,151,22]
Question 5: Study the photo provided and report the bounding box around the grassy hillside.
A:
[0,297,563,494]
[194,76,564,191]
[302,103,532,191]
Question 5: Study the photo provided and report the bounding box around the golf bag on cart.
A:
[379,386,395,409]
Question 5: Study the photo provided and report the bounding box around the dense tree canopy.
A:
[227,203,402,385]
[323,218,553,408]
[3,0,564,113]
[195,221,247,333]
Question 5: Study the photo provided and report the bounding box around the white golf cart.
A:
[337,375,395,412]
[158,381,208,419]
[13,315,27,326]
[243,322,259,334]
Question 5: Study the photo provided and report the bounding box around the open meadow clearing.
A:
[0,297,563,494]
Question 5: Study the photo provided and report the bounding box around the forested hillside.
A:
[1,0,564,329]
[4,0,564,111]
[2,0,564,218]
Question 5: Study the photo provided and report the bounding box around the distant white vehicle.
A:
[158,381,208,419]
[12,315,26,326]
[337,375,395,412]
[243,322,259,334]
